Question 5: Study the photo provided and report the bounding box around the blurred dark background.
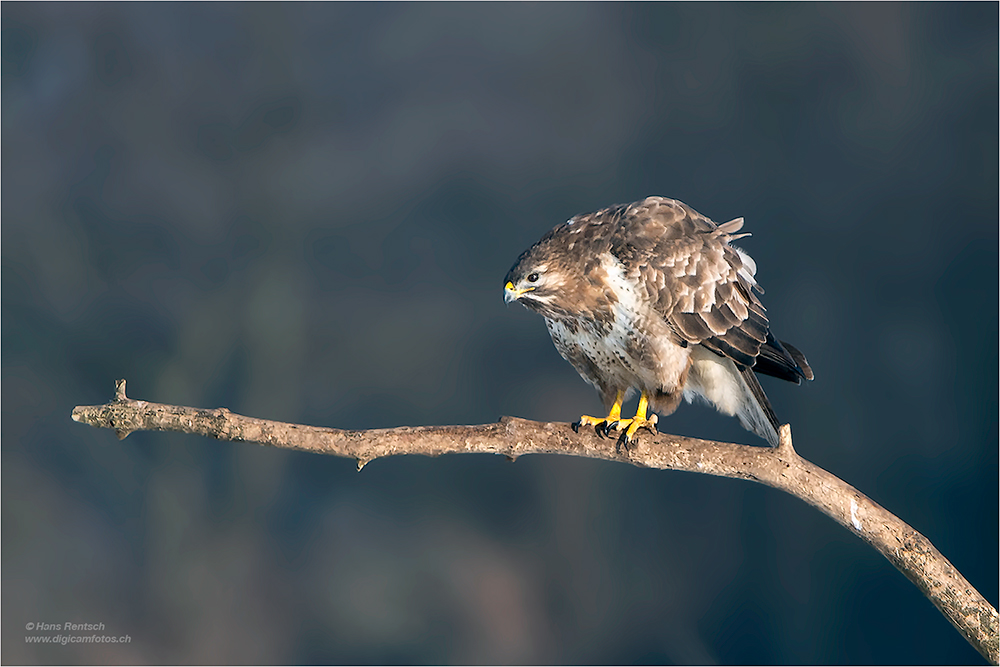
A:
[2,2,996,664]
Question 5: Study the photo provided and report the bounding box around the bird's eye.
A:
[527,272,539,283]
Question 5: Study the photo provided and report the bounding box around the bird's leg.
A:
[573,390,624,437]
[614,391,658,450]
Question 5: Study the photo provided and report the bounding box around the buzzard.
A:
[504,196,813,447]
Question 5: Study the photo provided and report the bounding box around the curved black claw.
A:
[615,430,632,454]
[571,420,581,434]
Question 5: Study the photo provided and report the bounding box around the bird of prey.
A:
[504,196,813,447]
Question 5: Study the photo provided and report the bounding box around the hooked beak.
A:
[504,281,534,304]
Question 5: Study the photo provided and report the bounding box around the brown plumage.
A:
[504,196,813,446]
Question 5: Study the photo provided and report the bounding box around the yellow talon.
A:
[621,413,658,441]
[573,390,658,447]
[578,414,609,427]
[617,391,658,448]
[575,390,624,435]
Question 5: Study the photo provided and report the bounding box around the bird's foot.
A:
[573,414,617,437]
[572,413,658,451]
[570,391,658,452]
[612,414,658,452]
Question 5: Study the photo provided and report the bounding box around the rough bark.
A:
[72,379,999,664]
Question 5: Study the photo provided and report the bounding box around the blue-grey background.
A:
[3,3,997,664]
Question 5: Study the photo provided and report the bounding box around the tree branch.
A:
[72,379,998,664]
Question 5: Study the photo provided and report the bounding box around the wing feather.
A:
[620,199,770,371]
[753,333,815,383]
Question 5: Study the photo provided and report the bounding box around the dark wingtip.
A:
[753,334,815,383]
[782,341,815,381]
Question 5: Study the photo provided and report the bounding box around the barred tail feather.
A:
[737,365,781,447]
[682,346,781,447]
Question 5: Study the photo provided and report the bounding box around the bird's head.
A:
[503,237,575,319]
[503,249,562,315]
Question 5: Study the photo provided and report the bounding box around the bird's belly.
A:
[546,316,688,394]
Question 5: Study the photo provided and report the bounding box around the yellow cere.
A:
[505,281,515,291]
